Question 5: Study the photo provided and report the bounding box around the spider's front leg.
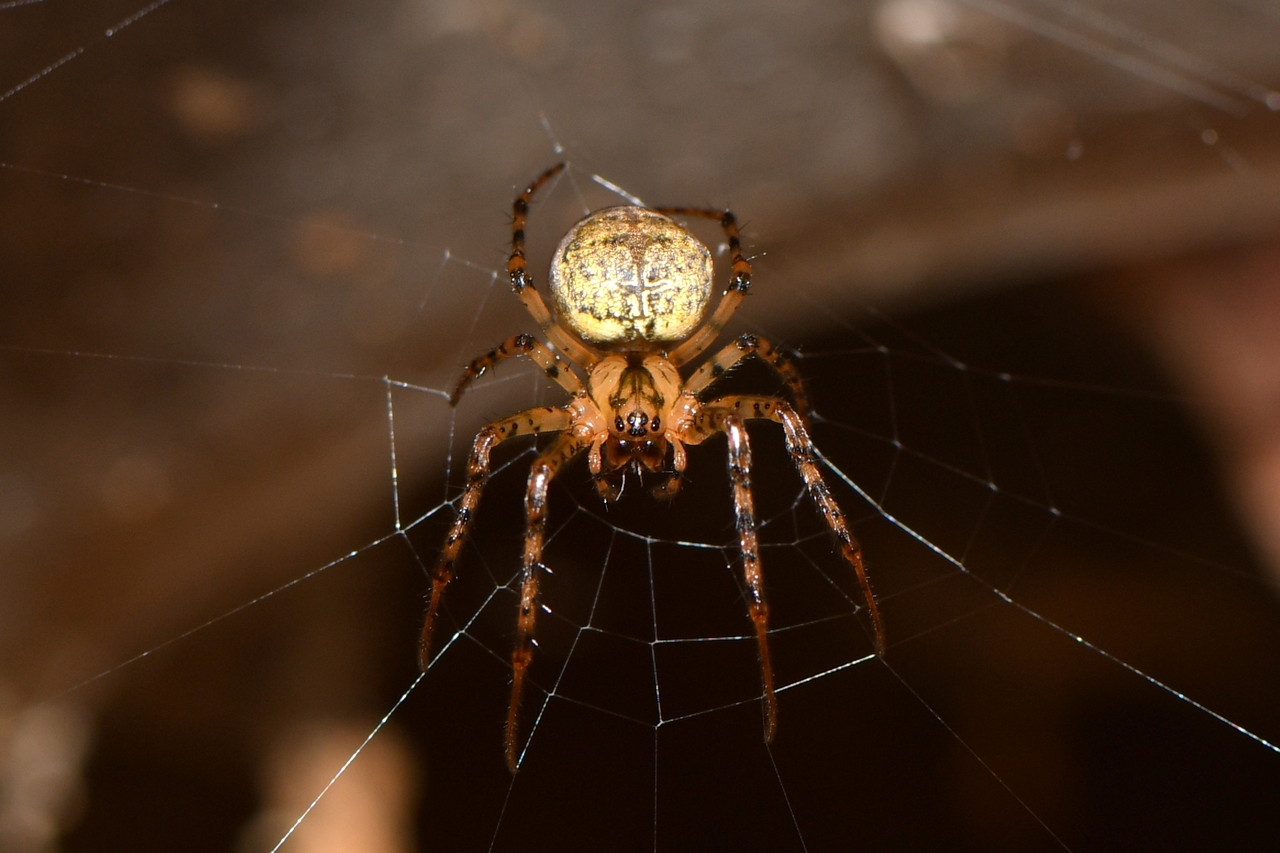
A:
[686,333,813,424]
[419,406,570,671]
[686,405,779,741]
[507,163,603,369]
[507,431,586,773]
[720,412,780,740]
[713,395,886,655]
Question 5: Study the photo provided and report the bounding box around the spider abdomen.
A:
[550,206,713,345]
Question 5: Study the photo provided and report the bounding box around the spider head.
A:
[604,397,667,473]
[591,355,675,474]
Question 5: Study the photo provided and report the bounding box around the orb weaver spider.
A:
[421,163,885,772]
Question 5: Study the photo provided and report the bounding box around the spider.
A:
[420,163,885,773]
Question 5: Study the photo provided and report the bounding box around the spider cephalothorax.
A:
[421,164,885,773]
[592,354,677,477]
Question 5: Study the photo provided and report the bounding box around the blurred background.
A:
[2,0,1280,850]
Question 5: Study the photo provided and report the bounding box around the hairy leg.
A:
[710,395,886,655]
[419,406,571,671]
[450,333,584,406]
[508,163,601,367]
[686,333,813,423]
[695,407,778,741]
[507,431,586,772]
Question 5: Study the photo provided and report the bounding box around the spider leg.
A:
[651,206,751,368]
[507,431,586,773]
[686,333,812,423]
[710,395,886,655]
[450,333,585,406]
[696,407,778,742]
[419,406,571,671]
[508,164,602,368]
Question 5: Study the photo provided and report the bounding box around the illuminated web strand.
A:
[0,161,421,251]
[0,343,378,384]
[32,433,468,713]
[537,112,566,156]
[805,311,1277,589]
[818,407,1277,590]
[28,533,404,710]
[764,745,811,853]
[592,173,647,208]
[267,672,425,853]
[959,0,1248,115]
[853,304,1196,404]
[0,46,84,105]
[648,654,882,729]
[385,380,403,531]
[1025,0,1280,108]
[645,540,667,723]
[0,346,453,405]
[11,351,451,720]
[0,0,175,105]
[882,661,1073,850]
[487,530,621,850]
[516,531,619,761]
[820,449,1280,756]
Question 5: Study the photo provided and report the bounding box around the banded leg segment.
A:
[450,333,584,406]
[508,163,601,368]
[687,333,813,423]
[507,432,586,773]
[654,206,753,367]
[711,395,886,655]
[419,406,571,671]
[701,408,778,741]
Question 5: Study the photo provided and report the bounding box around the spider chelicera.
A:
[420,163,885,772]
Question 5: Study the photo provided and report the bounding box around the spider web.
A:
[380,253,1280,851]
[2,1,1280,852]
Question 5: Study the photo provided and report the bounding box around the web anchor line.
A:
[882,661,1073,851]
[267,672,426,853]
[385,379,403,531]
[818,449,1280,756]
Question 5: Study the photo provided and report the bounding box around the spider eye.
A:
[651,417,661,431]
[614,417,625,431]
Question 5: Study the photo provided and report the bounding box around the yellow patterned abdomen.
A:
[550,206,713,345]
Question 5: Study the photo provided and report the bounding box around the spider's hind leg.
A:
[699,407,778,741]
[713,395,886,656]
[653,206,752,368]
[419,406,570,671]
